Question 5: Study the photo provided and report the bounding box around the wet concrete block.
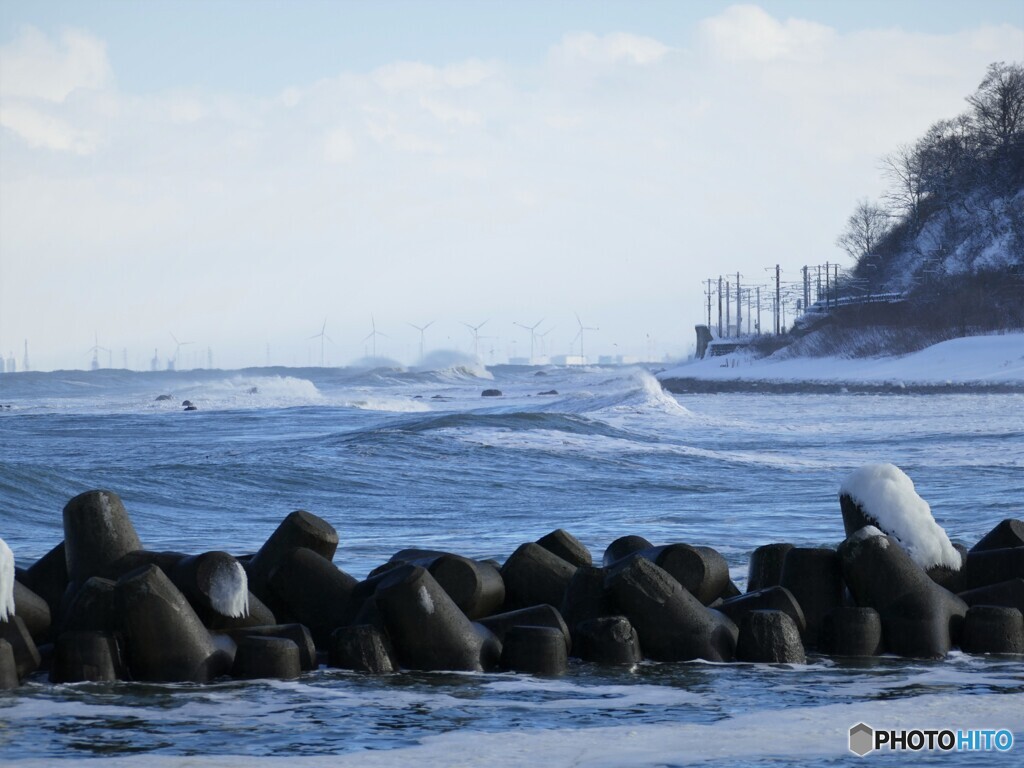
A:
[63,490,143,587]
[960,605,1024,655]
[573,616,642,665]
[116,564,229,682]
[49,630,125,683]
[60,577,118,634]
[964,548,1024,591]
[970,519,1024,553]
[560,565,611,640]
[717,586,807,636]
[231,635,301,680]
[0,639,19,689]
[958,579,1024,614]
[779,547,845,647]
[735,610,805,664]
[602,535,652,567]
[328,625,395,673]
[388,550,505,620]
[747,543,794,592]
[820,607,884,657]
[500,625,568,676]
[478,604,571,655]
[13,581,51,641]
[21,542,68,630]
[245,510,339,601]
[375,564,496,672]
[170,551,252,624]
[536,529,593,568]
[267,547,356,647]
[0,615,40,680]
[500,543,577,611]
[606,557,736,662]
[927,544,968,593]
[223,624,317,671]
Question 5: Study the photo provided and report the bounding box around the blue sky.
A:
[1,1,1022,369]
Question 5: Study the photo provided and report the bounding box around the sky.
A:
[1,1,1022,371]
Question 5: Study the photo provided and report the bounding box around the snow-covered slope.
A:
[660,333,1024,385]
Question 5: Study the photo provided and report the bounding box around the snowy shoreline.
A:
[660,333,1024,393]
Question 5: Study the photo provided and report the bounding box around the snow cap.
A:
[839,463,961,570]
[0,538,15,621]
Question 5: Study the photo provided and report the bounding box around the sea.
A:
[0,362,1022,766]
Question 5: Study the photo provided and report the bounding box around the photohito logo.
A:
[849,723,1015,757]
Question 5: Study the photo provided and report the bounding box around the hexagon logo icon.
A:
[849,722,874,757]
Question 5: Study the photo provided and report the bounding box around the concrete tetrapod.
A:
[735,610,805,664]
[609,544,730,606]
[478,605,572,655]
[960,606,1024,655]
[779,547,844,648]
[970,519,1024,552]
[560,565,612,642]
[223,624,317,671]
[0,615,41,680]
[50,630,125,683]
[606,557,737,662]
[746,543,794,593]
[388,549,504,620]
[602,535,652,567]
[374,564,500,672]
[536,529,593,568]
[232,635,301,680]
[500,625,567,676]
[245,510,339,603]
[116,565,230,682]
[716,586,807,636]
[820,607,884,657]
[267,547,355,645]
[12,581,51,641]
[838,528,967,659]
[63,490,143,591]
[573,616,642,665]
[500,543,577,611]
[328,625,395,673]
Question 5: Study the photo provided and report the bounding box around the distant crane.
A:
[513,319,544,364]
[461,320,488,359]
[363,315,387,359]
[307,319,333,367]
[572,312,598,362]
[408,320,434,362]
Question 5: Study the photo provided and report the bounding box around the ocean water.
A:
[0,363,1022,766]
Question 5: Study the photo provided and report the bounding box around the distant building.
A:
[552,354,587,366]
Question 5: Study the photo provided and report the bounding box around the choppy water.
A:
[1,363,1022,765]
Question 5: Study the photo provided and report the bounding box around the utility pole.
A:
[717,275,723,337]
[802,266,810,315]
[817,265,822,303]
[725,280,731,338]
[735,272,742,336]
[834,264,840,305]
[775,264,781,335]
[756,286,762,334]
[705,279,714,327]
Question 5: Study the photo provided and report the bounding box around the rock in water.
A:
[839,464,961,572]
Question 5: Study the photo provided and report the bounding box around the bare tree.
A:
[881,144,929,227]
[966,61,1024,156]
[836,200,890,263]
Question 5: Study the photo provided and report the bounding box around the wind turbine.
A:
[572,312,599,362]
[169,332,194,371]
[306,319,333,367]
[363,315,388,359]
[513,319,544,364]
[462,320,488,359]
[87,333,109,371]
[408,320,434,362]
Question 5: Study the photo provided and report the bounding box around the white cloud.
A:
[699,4,835,62]
[0,101,97,153]
[553,31,671,66]
[323,128,355,163]
[0,26,110,102]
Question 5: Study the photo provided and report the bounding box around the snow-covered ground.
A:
[661,333,1024,386]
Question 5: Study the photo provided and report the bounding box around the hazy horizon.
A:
[2,1,1022,371]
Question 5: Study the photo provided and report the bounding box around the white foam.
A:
[11,692,1018,767]
[208,559,249,618]
[345,397,430,413]
[840,464,961,570]
[847,525,887,546]
[0,538,14,621]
